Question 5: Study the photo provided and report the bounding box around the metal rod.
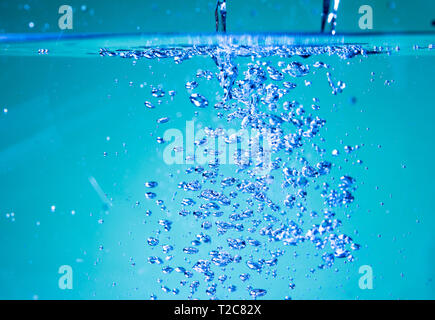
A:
[215,0,227,32]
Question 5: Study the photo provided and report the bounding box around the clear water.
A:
[0,33,434,300]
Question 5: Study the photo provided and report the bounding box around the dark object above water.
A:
[321,0,340,35]
[215,0,227,32]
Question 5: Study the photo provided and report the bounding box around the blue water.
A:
[0,32,434,300]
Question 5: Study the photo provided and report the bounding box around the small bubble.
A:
[147,237,159,246]
[185,81,199,90]
[145,181,158,188]
[145,192,157,199]
[144,101,155,109]
[157,117,170,124]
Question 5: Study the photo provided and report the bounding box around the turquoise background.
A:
[0,1,434,300]
[0,0,435,34]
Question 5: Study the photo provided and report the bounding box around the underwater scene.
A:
[0,0,434,300]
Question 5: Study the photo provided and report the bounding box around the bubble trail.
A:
[100,42,372,300]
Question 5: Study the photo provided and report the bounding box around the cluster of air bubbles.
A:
[100,44,371,62]
[4,212,16,222]
[37,49,49,55]
[101,42,367,299]
[190,93,209,108]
